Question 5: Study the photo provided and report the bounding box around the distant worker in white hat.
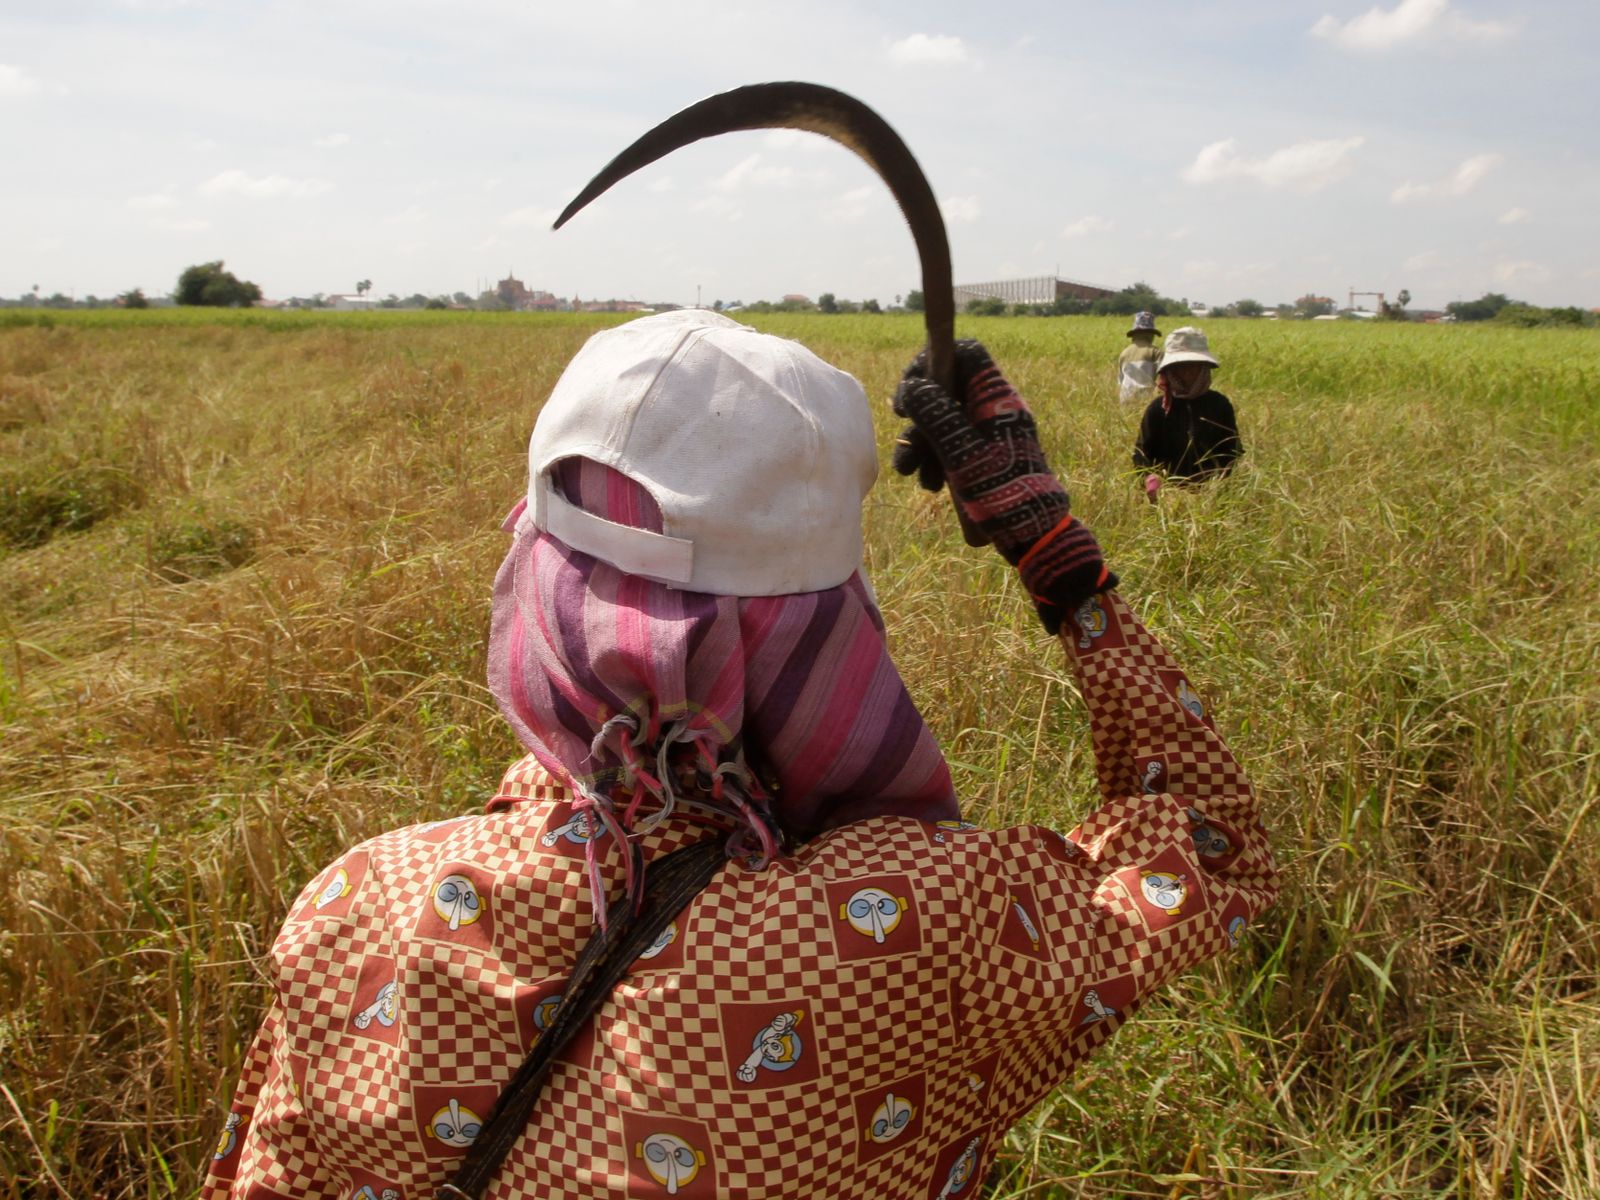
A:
[1133,326,1243,501]
[1115,310,1162,405]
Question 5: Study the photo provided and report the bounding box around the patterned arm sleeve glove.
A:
[892,340,1118,633]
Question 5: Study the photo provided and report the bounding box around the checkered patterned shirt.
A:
[204,591,1277,1200]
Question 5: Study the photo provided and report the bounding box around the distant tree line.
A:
[8,273,1595,329]
[1444,292,1595,327]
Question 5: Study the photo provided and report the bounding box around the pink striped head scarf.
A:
[488,458,958,890]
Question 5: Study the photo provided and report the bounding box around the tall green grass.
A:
[2,311,1596,1197]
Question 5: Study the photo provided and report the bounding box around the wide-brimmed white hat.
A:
[1158,326,1219,370]
[526,309,877,597]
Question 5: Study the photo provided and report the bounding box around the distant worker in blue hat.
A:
[1134,326,1242,502]
[1116,311,1163,404]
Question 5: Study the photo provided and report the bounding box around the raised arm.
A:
[891,343,1276,1070]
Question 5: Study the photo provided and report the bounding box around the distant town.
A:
[4,267,1592,328]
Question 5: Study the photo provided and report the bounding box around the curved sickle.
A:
[553,81,986,546]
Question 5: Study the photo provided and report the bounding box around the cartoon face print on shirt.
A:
[628,915,687,973]
[1104,846,1210,935]
[540,807,597,848]
[927,818,979,846]
[347,955,402,1046]
[738,1010,804,1081]
[853,1073,927,1165]
[1186,806,1243,869]
[826,875,923,961]
[291,850,368,922]
[513,978,599,1069]
[1140,870,1187,914]
[1142,759,1168,795]
[927,1132,988,1199]
[1220,892,1254,948]
[844,887,906,942]
[1073,596,1108,650]
[719,1002,821,1088]
[534,801,608,863]
[409,1083,501,1161]
[213,1111,243,1161]
[1071,974,1138,1033]
[996,882,1051,961]
[344,1169,403,1200]
[429,1098,481,1148]
[412,863,495,950]
[1067,593,1126,653]
[1158,670,1212,727]
[636,1133,706,1194]
[622,1113,717,1198]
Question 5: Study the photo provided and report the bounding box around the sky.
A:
[4,0,1597,311]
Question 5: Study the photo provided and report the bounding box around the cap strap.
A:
[533,475,694,585]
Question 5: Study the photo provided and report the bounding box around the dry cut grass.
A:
[1,310,1597,1198]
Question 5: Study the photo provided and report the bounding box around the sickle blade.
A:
[554,81,985,545]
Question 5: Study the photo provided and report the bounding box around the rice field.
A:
[1,309,1596,1197]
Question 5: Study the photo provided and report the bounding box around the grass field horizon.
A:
[2,310,1596,1198]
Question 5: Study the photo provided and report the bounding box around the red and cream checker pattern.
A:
[205,592,1278,1200]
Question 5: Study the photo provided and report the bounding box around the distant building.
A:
[782,294,812,306]
[327,293,377,312]
[497,271,533,309]
[953,275,1117,308]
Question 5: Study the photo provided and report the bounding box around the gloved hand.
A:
[892,340,1117,633]
[1144,473,1163,503]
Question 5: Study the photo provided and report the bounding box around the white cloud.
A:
[690,195,741,220]
[1192,259,1277,282]
[500,205,558,228]
[645,175,676,194]
[711,154,804,192]
[887,33,969,65]
[940,195,981,224]
[1061,215,1113,238]
[313,132,351,148]
[1182,136,1365,192]
[200,169,332,199]
[127,192,175,210]
[152,217,212,233]
[1403,250,1447,270]
[1311,0,1515,51]
[1493,258,1550,285]
[1498,206,1530,224]
[823,185,878,223]
[385,205,428,226]
[1390,152,1502,203]
[1167,226,1193,241]
[0,64,40,96]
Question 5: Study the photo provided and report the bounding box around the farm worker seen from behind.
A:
[1116,309,1162,404]
[204,310,1277,1200]
[1134,325,1243,502]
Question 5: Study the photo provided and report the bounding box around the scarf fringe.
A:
[571,712,777,928]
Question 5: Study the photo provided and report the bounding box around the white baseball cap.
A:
[527,309,878,596]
